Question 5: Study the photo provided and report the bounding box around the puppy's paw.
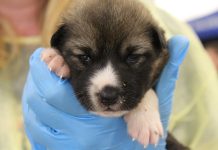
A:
[124,90,163,148]
[124,109,163,148]
[41,48,70,78]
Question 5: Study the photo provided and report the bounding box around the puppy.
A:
[41,0,169,148]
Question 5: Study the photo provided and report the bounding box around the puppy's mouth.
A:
[97,95,127,110]
[103,105,121,112]
[90,99,129,117]
[97,101,122,112]
[105,107,115,111]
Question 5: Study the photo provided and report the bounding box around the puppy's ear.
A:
[50,24,69,51]
[150,26,167,54]
[149,26,169,87]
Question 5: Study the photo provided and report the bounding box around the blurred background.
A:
[0,0,218,150]
[155,0,218,71]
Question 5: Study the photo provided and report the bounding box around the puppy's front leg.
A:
[124,89,163,148]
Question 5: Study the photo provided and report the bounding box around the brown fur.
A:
[53,0,169,85]
[51,0,187,149]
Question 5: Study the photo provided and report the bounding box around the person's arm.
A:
[22,35,189,150]
[0,0,46,36]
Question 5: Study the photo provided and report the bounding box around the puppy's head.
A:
[51,0,168,117]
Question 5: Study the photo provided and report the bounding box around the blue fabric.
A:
[189,11,218,41]
[22,35,189,150]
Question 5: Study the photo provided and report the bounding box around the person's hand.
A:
[155,35,189,148]
[22,35,189,150]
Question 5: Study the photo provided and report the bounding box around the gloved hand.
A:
[22,35,189,150]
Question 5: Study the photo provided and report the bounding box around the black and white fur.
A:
[41,0,188,149]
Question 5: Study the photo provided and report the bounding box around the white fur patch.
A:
[124,89,163,147]
[90,62,119,90]
[88,62,119,110]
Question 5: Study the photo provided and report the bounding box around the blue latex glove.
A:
[22,35,189,150]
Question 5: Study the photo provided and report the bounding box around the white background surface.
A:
[154,0,218,21]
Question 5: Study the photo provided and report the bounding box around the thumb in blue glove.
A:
[22,35,189,150]
[155,35,189,149]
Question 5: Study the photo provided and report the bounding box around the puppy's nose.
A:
[100,86,119,106]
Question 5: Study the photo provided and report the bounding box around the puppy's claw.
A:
[132,138,135,142]
[123,83,127,87]
[154,130,159,135]
[144,145,146,149]
[49,67,52,71]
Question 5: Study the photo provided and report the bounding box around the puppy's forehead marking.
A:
[65,38,97,54]
[71,49,85,55]
[90,62,119,90]
[133,48,150,55]
[121,37,153,55]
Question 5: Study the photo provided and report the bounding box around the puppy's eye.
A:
[126,54,143,64]
[78,55,91,64]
